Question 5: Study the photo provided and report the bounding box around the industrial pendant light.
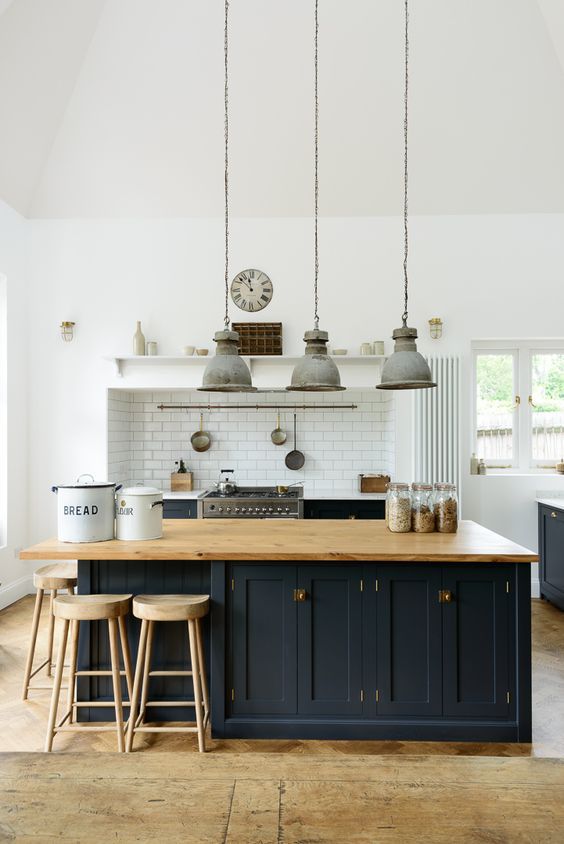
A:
[200,0,256,393]
[377,0,436,391]
[287,0,344,392]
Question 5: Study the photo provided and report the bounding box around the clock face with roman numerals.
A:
[230,269,273,312]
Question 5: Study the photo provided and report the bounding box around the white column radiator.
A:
[414,355,461,492]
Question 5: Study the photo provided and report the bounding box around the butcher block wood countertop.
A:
[21,519,537,563]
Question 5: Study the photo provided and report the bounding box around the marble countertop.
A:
[537,498,564,510]
[163,488,387,501]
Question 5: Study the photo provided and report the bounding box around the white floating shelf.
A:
[106,354,386,378]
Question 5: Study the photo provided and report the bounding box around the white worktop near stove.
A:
[537,497,564,510]
[163,488,387,501]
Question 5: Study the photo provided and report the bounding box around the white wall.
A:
[25,214,564,574]
[0,199,29,608]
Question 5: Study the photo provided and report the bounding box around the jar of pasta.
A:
[434,483,458,533]
[411,483,435,532]
[386,483,412,532]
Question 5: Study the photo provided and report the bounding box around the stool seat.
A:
[133,594,209,622]
[33,563,77,591]
[54,594,132,621]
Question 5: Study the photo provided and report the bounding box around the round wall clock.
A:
[230,269,273,313]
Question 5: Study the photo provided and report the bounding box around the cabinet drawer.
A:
[163,500,198,519]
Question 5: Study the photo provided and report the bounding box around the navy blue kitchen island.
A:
[22,519,537,743]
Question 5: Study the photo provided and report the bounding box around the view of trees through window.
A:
[475,350,564,464]
[531,353,564,460]
[476,354,515,460]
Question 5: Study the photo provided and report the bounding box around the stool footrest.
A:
[148,670,193,677]
[75,670,128,677]
[134,725,199,733]
[144,700,197,707]
[55,725,130,734]
[72,701,131,708]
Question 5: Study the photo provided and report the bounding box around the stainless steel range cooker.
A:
[198,486,304,519]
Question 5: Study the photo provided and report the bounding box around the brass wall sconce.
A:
[60,321,75,342]
[428,317,443,340]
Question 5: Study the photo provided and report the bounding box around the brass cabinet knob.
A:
[438,589,454,603]
[294,588,307,602]
[551,512,558,519]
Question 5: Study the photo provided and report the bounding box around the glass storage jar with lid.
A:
[433,483,458,533]
[386,483,412,532]
[411,483,435,532]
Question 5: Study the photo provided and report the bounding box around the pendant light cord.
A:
[224,0,230,330]
[314,0,319,331]
[402,0,409,328]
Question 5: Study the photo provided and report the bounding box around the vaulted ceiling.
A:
[1,0,564,218]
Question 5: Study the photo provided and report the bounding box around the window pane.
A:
[475,354,515,461]
[531,353,564,462]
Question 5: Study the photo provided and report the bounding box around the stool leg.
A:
[108,617,126,753]
[138,620,155,727]
[44,618,69,752]
[195,618,209,726]
[188,619,205,753]
[22,588,44,700]
[46,589,57,677]
[66,620,79,725]
[126,618,149,753]
[118,615,133,704]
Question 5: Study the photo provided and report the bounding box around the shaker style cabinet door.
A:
[296,566,363,716]
[376,566,443,716]
[442,567,511,719]
[539,505,564,609]
[304,501,385,520]
[230,565,297,715]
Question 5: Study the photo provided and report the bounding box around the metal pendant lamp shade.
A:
[288,0,343,393]
[200,330,256,392]
[287,329,345,392]
[377,0,436,393]
[199,0,255,393]
[378,326,436,390]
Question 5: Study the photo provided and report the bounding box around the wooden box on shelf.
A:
[358,473,391,493]
[171,472,194,492]
[232,322,283,356]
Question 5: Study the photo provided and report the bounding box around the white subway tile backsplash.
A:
[107,389,395,491]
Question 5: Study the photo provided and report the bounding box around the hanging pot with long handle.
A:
[191,413,212,452]
[285,414,305,471]
[271,412,287,446]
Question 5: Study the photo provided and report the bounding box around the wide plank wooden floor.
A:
[1,752,563,842]
[1,594,563,756]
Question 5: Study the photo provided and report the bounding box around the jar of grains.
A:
[434,483,458,533]
[411,483,435,532]
[386,483,412,532]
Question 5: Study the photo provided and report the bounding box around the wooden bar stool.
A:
[22,563,77,700]
[45,594,133,753]
[126,594,210,753]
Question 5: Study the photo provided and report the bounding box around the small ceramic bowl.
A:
[332,349,348,355]
[183,345,195,356]
[196,348,209,356]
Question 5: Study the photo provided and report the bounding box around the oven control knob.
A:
[226,507,232,513]
[261,507,267,513]
[235,507,240,513]
[218,507,224,513]
[241,507,247,514]
[268,507,274,513]
[277,507,283,513]
[209,504,215,511]
[255,507,261,513]
[285,507,290,514]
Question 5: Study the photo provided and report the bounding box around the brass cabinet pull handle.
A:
[438,589,454,604]
[295,588,307,602]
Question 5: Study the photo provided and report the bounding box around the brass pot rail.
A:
[157,403,358,412]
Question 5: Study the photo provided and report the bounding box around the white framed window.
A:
[472,339,564,471]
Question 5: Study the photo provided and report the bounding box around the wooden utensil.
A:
[285,414,305,470]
